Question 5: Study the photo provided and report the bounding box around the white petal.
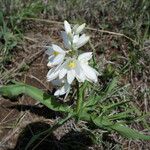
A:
[51,54,65,65]
[64,20,71,34]
[47,55,55,66]
[47,62,52,67]
[73,34,79,44]
[54,83,70,96]
[67,70,75,84]
[78,52,92,63]
[47,64,62,81]
[47,67,59,81]
[75,64,86,82]
[76,34,90,49]
[59,67,67,79]
[81,64,98,83]
[52,44,65,53]
[47,54,65,67]
[61,31,71,49]
[48,55,54,60]
[75,23,86,34]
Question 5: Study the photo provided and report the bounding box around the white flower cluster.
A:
[46,21,99,96]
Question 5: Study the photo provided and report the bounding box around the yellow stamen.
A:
[53,51,59,56]
[68,61,76,69]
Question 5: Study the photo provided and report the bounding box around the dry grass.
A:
[0,0,150,149]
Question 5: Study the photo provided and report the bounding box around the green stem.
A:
[76,81,81,114]
[76,82,88,116]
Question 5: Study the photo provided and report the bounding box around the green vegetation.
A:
[0,0,150,149]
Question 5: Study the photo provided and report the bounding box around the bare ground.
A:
[0,20,150,150]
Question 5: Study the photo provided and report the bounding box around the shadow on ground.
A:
[8,104,62,119]
[3,98,121,150]
[5,100,93,150]
[8,121,93,150]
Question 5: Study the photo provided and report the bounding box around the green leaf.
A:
[92,116,150,140]
[105,77,118,95]
[104,100,130,110]
[0,82,72,113]
[111,124,150,140]
[84,77,118,108]
[0,11,4,25]
[92,116,114,128]
[101,101,130,115]
[84,93,101,107]
[108,110,134,120]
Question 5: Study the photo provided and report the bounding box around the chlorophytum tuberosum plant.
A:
[0,21,150,144]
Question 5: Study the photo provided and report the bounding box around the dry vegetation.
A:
[0,0,150,149]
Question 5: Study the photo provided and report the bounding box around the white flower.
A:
[75,34,90,49]
[64,20,72,35]
[51,78,71,96]
[73,23,86,35]
[47,52,99,84]
[62,20,90,50]
[64,20,86,35]
[47,58,84,84]
[61,32,90,50]
[46,44,66,67]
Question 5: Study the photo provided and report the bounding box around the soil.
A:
[0,21,150,150]
[0,22,96,150]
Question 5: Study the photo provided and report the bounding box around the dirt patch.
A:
[0,22,53,149]
[0,21,150,150]
[0,22,94,150]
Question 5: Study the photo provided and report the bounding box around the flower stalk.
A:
[76,81,81,114]
[76,82,87,118]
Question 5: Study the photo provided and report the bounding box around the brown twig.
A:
[22,17,139,45]
[86,27,139,45]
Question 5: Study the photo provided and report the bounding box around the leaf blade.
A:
[0,83,72,113]
[92,116,150,140]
